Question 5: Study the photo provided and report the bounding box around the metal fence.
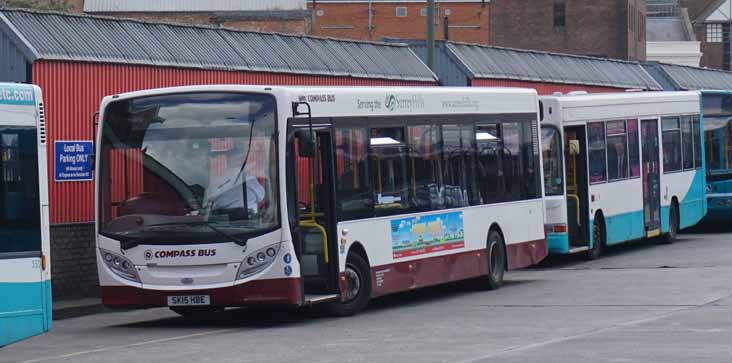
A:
[647,0,681,17]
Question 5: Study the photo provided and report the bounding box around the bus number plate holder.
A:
[167,295,210,306]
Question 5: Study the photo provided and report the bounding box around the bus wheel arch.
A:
[588,211,605,260]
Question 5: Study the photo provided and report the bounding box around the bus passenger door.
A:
[564,126,590,248]
[291,127,340,301]
[641,119,661,237]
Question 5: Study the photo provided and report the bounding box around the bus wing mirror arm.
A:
[292,102,315,158]
[91,111,99,171]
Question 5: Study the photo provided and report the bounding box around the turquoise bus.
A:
[0,84,51,347]
[701,91,732,222]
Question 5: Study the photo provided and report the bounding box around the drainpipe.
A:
[427,0,435,70]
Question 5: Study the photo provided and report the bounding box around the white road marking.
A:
[18,329,236,363]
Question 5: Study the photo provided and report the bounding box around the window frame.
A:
[587,121,608,184]
[553,0,566,29]
[707,23,723,43]
[395,6,408,17]
[605,120,631,182]
[662,116,683,174]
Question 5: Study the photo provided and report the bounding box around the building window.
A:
[707,23,723,43]
[421,7,427,16]
[316,9,325,17]
[444,8,452,16]
[554,0,566,28]
[396,7,408,17]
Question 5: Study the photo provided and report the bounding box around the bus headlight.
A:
[237,243,281,280]
[100,249,140,282]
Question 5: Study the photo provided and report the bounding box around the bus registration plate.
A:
[167,295,210,306]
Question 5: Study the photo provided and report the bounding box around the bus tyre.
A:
[479,230,505,290]
[663,203,679,244]
[327,252,371,317]
[587,218,604,260]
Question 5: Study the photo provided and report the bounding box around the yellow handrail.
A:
[299,220,329,263]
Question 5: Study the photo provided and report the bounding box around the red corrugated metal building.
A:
[0,9,437,298]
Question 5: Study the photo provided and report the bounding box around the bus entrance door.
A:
[641,119,662,237]
[292,128,339,303]
[564,126,590,249]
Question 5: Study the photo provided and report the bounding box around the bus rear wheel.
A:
[663,202,679,244]
[326,252,371,317]
[479,230,505,290]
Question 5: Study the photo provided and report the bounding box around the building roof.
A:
[0,9,436,82]
[643,61,732,90]
[445,42,662,90]
[84,0,307,12]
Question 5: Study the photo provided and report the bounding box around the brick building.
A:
[309,0,491,44]
[490,0,647,61]
[684,0,730,70]
[82,0,311,34]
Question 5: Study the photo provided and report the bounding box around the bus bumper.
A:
[101,278,302,308]
[547,232,570,255]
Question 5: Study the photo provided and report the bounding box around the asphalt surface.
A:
[3,229,732,363]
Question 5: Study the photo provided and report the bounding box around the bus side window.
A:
[681,115,694,170]
[335,127,372,220]
[662,116,682,173]
[628,119,640,177]
[369,127,409,217]
[476,123,505,203]
[407,124,444,211]
[606,120,629,181]
[587,122,607,183]
[541,126,564,196]
[442,124,475,208]
[693,115,702,168]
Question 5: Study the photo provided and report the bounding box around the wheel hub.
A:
[344,264,361,302]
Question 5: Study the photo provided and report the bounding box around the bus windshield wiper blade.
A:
[142,221,248,247]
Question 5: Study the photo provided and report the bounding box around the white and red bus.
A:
[95,86,547,316]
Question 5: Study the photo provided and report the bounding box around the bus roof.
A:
[101,85,540,118]
[540,91,700,124]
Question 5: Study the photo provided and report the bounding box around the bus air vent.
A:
[38,102,47,145]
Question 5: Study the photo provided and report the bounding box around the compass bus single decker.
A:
[540,91,705,259]
[0,83,51,347]
[95,86,547,316]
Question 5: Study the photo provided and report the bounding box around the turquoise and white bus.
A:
[540,91,706,258]
[700,91,732,222]
[0,84,51,347]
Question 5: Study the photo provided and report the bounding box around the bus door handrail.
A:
[566,194,582,226]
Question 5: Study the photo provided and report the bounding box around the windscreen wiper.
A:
[139,221,248,247]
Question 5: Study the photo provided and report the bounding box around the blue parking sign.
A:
[55,141,94,182]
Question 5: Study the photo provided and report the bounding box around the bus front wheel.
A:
[327,252,372,317]
[588,217,604,260]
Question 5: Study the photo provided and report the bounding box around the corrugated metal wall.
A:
[471,78,627,95]
[0,31,29,83]
[32,60,432,224]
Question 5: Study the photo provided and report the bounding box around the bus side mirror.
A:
[296,129,315,158]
